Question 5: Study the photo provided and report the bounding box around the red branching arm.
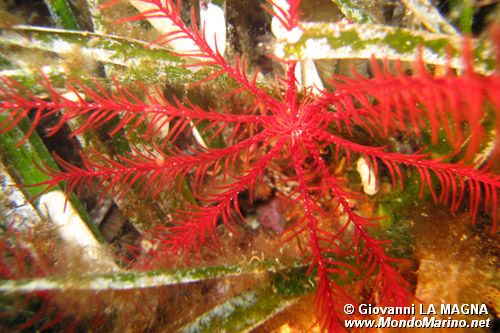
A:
[289,140,357,332]
[0,76,264,144]
[101,0,279,109]
[322,133,500,229]
[290,136,412,330]
[328,179,413,308]
[0,225,53,280]
[35,130,270,205]
[162,138,287,253]
[263,0,302,31]
[0,76,64,145]
[165,194,244,253]
[322,57,500,160]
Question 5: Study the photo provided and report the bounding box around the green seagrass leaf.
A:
[0,68,67,92]
[180,268,314,333]
[0,26,195,84]
[449,0,474,34]
[0,122,57,199]
[401,0,459,35]
[330,0,377,24]
[0,260,306,293]
[180,290,296,333]
[277,21,495,74]
[0,118,103,242]
[44,0,80,30]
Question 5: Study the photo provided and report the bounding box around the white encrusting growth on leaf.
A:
[129,0,226,56]
[38,191,118,270]
[129,0,199,53]
[271,0,303,43]
[200,2,226,56]
[271,0,323,93]
[356,157,378,196]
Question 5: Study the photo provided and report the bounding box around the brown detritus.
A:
[413,205,497,330]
